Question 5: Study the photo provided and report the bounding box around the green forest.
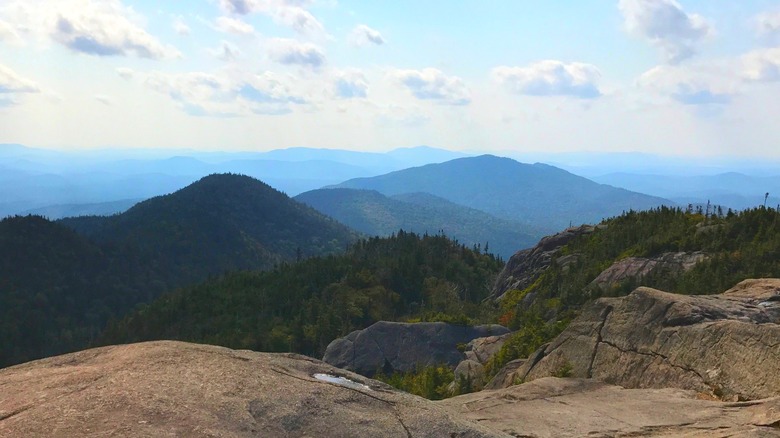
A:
[101,231,503,357]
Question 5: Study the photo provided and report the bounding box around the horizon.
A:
[1,1,779,157]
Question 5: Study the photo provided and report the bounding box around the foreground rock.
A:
[440,377,780,437]
[0,341,500,438]
[496,279,780,401]
[491,225,595,301]
[323,321,509,376]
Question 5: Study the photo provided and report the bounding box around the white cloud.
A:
[94,94,112,105]
[618,0,713,64]
[0,19,21,44]
[492,61,602,99]
[742,48,780,82]
[333,70,368,98]
[0,64,40,107]
[120,68,307,116]
[219,0,255,15]
[267,38,325,68]
[756,12,780,36]
[116,67,134,80]
[636,65,733,106]
[218,0,324,35]
[390,68,470,105]
[272,6,324,35]
[214,16,255,35]
[350,24,384,46]
[209,41,241,62]
[49,1,180,59]
[173,17,190,36]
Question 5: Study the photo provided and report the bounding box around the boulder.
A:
[588,251,707,293]
[439,377,780,437]
[322,321,509,376]
[484,358,526,390]
[463,332,512,365]
[0,341,502,438]
[491,225,595,301]
[496,279,780,401]
[447,360,486,394]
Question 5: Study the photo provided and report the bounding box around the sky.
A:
[0,0,779,157]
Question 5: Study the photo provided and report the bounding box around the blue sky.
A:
[1,0,779,157]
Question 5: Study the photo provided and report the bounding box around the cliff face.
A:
[491,225,596,300]
[490,279,780,402]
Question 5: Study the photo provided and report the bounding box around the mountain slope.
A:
[2,174,359,368]
[100,231,503,357]
[333,155,673,232]
[0,215,155,367]
[295,188,538,258]
[61,174,358,285]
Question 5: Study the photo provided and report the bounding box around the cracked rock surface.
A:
[0,341,502,438]
[492,279,780,401]
[440,377,780,437]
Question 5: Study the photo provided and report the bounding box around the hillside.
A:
[61,174,358,286]
[294,188,539,258]
[487,206,780,374]
[100,231,503,357]
[332,155,673,233]
[1,174,358,368]
[0,216,156,367]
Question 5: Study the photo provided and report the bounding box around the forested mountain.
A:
[490,206,780,373]
[101,231,503,357]
[295,188,539,258]
[0,174,358,367]
[61,174,358,286]
[333,155,673,233]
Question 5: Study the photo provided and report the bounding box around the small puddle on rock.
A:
[313,373,371,391]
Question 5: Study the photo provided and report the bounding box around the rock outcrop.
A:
[440,377,780,437]
[0,341,501,438]
[588,251,707,293]
[322,321,509,376]
[491,225,595,301]
[5,340,780,437]
[494,279,780,401]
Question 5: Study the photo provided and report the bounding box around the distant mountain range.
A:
[294,188,538,259]
[332,155,673,233]
[592,172,780,211]
[0,144,467,218]
[1,174,357,367]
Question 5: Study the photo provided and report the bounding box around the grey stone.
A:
[322,321,509,376]
[588,251,707,293]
